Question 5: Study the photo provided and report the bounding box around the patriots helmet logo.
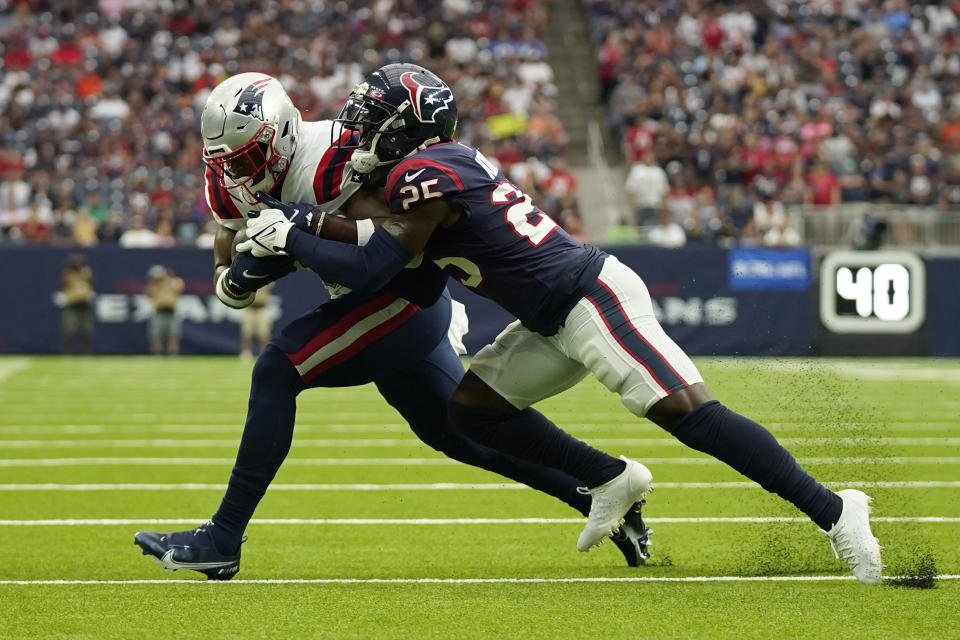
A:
[399,71,454,124]
[233,78,272,120]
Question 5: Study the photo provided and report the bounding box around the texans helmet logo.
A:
[233,77,272,120]
[399,71,453,124]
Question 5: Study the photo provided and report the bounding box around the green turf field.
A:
[1,356,958,638]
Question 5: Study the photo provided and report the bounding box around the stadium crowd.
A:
[0,0,578,247]
[4,0,960,250]
[588,0,960,247]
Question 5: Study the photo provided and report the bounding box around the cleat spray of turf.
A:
[885,548,938,589]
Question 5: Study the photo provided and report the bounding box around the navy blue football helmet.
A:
[334,63,458,173]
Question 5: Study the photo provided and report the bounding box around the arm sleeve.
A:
[285,225,412,293]
[383,258,448,307]
[225,251,297,292]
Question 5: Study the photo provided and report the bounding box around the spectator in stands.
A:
[603,216,642,245]
[19,201,52,243]
[72,209,99,246]
[763,216,802,248]
[588,0,960,242]
[805,160,841,206]
[624,149,669,227]
[49,209,76,246]
[1,1,570,247]
[97,210,126,244]
[646,211,687,248]
[60,253,95,355]
[145,265,184,356]
[119,214,159,248]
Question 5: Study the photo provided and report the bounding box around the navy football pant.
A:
[211,291,589,553]
[376,338,590,515]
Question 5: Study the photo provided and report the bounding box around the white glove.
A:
[215,269,255,309]
[237,209,294,258]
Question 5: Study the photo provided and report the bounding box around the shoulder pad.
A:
[385,157,465,214]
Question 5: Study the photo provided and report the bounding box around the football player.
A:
[133,73,652,580]
[240,63,883,585]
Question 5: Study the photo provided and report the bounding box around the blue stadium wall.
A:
[2,246,957,356]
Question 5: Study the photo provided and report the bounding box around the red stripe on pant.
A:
[594,279,689,387]
[287,293,401,367]
[584,294,672,394]
[298,302,419,384]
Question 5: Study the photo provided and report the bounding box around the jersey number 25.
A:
[474,149,558,246]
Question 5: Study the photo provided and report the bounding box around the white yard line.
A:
[1,575,958,585]
[0,458,462,467]
[0,421,955,435]
[0,516,957,526]
[0,358,30,383]
[0,436,958,449]
[1,480,958,491]
[826,362,960,382]
[1,456,959,467]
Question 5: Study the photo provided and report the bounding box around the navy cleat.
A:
[134,521,241,580]
[609,500,653,567]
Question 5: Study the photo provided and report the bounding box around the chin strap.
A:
[349,150,391,174]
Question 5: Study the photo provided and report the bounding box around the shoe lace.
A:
[821,529,858,568]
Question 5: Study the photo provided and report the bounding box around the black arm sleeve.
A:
[384,258,448,307]
[284,225,412,293]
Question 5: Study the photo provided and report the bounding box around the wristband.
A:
[314,211,327,237]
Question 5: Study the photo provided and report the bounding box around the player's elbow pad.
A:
[385,259,448,307]
[216,269,255,309]
[287,226,412,292]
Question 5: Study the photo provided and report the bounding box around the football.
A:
[230,226,253,261]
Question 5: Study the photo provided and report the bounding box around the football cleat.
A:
[821,489,883,585]
[610,499,653,566]
[134,521,241,581]
[577,456,653,552]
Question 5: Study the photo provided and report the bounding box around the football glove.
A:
[256,191,325,234]
[237,208,294,258]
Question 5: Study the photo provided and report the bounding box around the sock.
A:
[449,401,626,488]
[210,346,304,554]
[671,400,843,530]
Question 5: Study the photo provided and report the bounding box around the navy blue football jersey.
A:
[385,142,606,335]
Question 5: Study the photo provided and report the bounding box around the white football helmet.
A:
[201,72,302,205]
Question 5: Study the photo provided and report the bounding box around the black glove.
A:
[256,191,324,234]
[226,249,297,292]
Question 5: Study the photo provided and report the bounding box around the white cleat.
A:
[822,489,883,585]
[577,456,653,552]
